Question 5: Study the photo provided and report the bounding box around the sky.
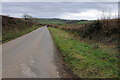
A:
[1,0,120,2]
[1,1,118,20]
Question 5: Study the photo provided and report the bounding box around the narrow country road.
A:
[2,26,72,78]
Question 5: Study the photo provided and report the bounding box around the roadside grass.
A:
[48,27,118,78]
[0,34,1,44]
[2,26,41,43]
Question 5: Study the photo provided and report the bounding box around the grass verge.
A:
[48,27,118,78]
[2,26,41,43]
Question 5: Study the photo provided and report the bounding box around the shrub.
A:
[82,20,102,38]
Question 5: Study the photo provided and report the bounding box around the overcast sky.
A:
[2,2,118,20]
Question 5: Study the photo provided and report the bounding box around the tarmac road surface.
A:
[2,26,72,78]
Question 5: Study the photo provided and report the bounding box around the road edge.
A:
[47,27,76,78]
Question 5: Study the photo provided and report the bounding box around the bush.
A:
[82,20,102,38]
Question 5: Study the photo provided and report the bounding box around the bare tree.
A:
[23,14,32,20]
[100,7,116,20]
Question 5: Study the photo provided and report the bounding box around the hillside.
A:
[2,15,43,42]
[32,18,90,25]
[2,15,119,45]
[48,19,119,46]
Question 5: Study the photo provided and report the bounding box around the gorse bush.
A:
[82,20,102,38]
[49,19,119,45]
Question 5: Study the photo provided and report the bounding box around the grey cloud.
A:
[2,2,118,19]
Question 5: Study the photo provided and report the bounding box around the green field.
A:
[32,18,90,25]
[48,27,118,78]
[77,20,94,24]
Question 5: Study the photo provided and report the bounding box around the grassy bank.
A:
[2,25,41,43]
[2,16,42,43]
[51,19,119,45]
[48,27,118,78]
